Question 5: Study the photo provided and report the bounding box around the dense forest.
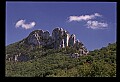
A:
[6,42,116,77]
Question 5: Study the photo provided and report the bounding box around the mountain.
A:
[5,27,116,77]
[6,27,88,62]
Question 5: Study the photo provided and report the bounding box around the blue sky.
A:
[6,2,116,51]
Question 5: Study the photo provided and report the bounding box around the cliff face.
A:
[26,27,89,55]
[52,28,70,49]
[27,30,51,46]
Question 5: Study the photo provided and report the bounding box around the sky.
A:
[6,2,117,51]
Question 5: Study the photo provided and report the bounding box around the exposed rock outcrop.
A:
[6,53,30,62]
[69,34,76,47]
[71,53,82,58]
[6,27,89,61]
[52,27,70,49]
[27,30,43,46]
[26,27,89,55]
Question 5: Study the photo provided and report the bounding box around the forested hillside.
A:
[6,42,116,77]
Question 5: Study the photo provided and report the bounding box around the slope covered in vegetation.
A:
[6,42,116,77]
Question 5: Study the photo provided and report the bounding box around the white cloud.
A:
[68,13,102,22]
[86,20,108,29]
[15,20,25,27]
[15,20,36,29]
[94,13,102,17]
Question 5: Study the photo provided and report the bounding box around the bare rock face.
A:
[74,39,83,49]
[27,29,51,47]
[69,34,76,47]
[26,27,89,55]
[27,30,44,46]
[43,31,50,40]
[63,30,70,47]
[6,53,30,62]
[52,27,70,49]
[52,28,62,49]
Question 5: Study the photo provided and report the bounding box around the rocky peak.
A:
[26,27,89,55]
[29,29,44,36]
[6,27,89,62]
[26,30,43,46]
[43,30,50,39]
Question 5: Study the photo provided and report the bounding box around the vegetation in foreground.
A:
[6,42,116,77]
